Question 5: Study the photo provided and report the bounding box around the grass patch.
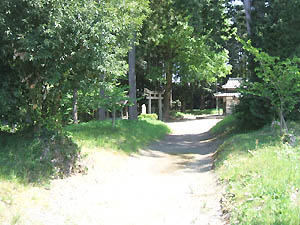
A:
[0,130,81,184]
[138,113,158,120]
[214,119,300,224]
[65,118,171,154]
[186,108,223,116]
[170,111,186,119]
[170,108,223,119]
[210,114,238,136]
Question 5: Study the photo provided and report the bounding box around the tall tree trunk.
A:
[199,83,205,110]
[73,88,78,124]
[181,83,188,112]
[163,62,172,120]
[243,0,252,36]
[200,94,205,110]
[112,107,116,128]
[128,36,138,120]
[181,100,186,113]
[243,0,256,79]
[98,74,106,120]
[189,84,194,111]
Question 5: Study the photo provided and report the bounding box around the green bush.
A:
[174,112,185,118]
[33,129,83,178]
[234,94,274,130]
[170,111,185,119]
[138,113,158,120]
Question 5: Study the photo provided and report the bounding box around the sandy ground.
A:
[23,116,224,225]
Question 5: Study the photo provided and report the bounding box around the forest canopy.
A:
[1,0,300,131]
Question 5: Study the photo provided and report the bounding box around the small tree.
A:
[242,40,300,133]
[99,82,129,128]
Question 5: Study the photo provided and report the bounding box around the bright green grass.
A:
[0,132,53,184]
[214,120,300,224]
[210,114,238,136]
[65,118,171,154]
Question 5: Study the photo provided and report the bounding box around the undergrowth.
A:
[213,117,300,224]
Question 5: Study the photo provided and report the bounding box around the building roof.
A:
[222,78,243,89]
[213,92,241,98]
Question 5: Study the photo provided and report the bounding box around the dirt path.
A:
[24,116,224,225]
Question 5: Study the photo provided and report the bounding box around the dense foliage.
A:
[0,0,232,127]
[0,0,148,130]
[0,0,150,183]
[228,0,300,129]
[234,94,273,130]
[136,0,231,116]
[242,40,300,132]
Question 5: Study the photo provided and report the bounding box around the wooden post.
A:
[170,90,172,110]
[223,97,226,115]
[216,97,219,115]
[148,95,152,114]
[158,95,162,120]
[144,88,164,120]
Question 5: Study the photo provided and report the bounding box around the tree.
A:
[251,0,300,59]
[229,0,300,129]
[128,37,138,120]
[98,74,106,121]
[243,0,252,36]
[242,40,300,133]
[138,0,231,119]
[0,0,149,129]
[142,0,192,119]
[99,82,129,128]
